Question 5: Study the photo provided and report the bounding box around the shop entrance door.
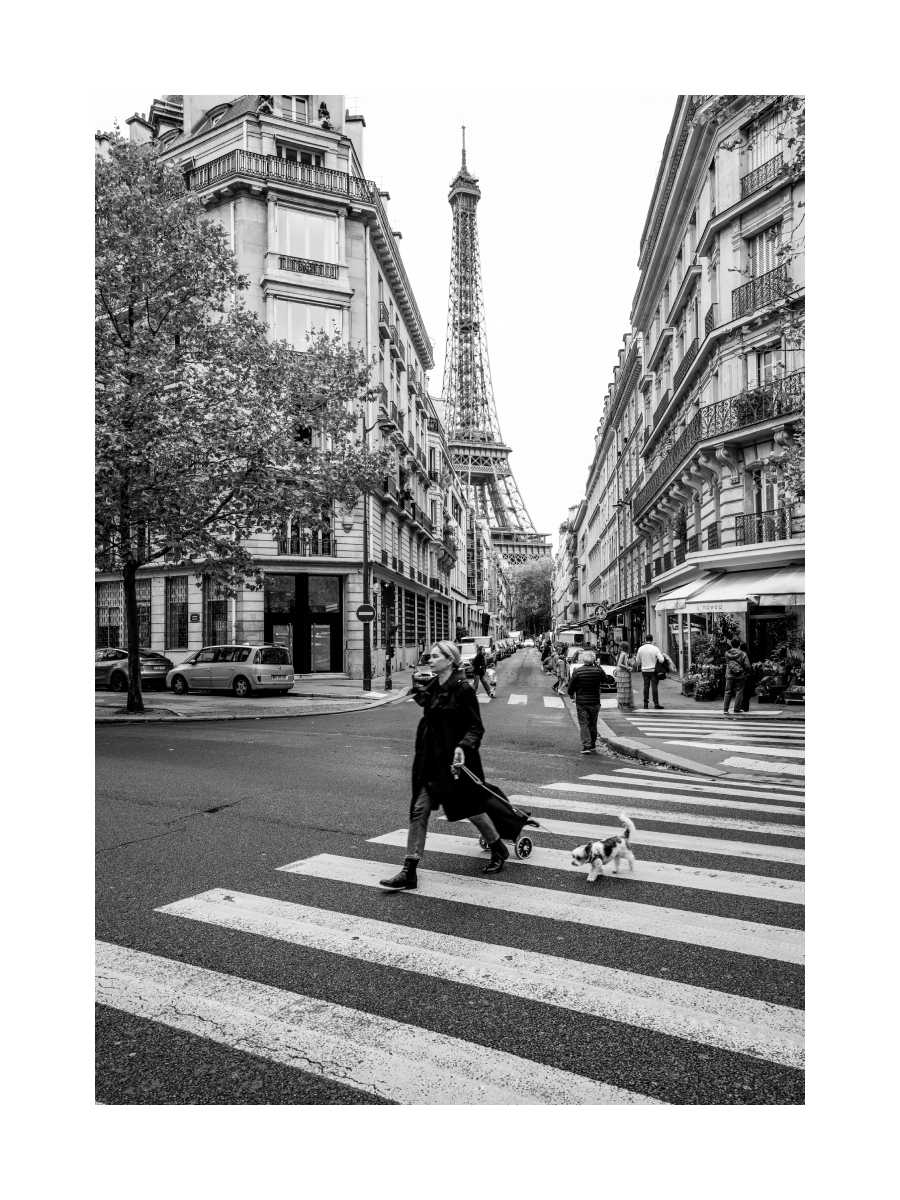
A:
[264,573,343,674]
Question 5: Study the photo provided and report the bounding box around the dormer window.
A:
[281,96,309,124]
[206,104,230,129]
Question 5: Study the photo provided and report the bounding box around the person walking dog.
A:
[723,637,752,716]
[567,650,606,753]
[634,634,673,710]
[379,641,509,891]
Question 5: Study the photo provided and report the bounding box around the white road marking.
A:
[508,694,528,705]
[279,857,804,964]
[95,940,655,1104]
[722,758,806,776]
[630,727,805,742]
[563,779,804,815]
[612,769,805,795]
[539,785,803,836]
[477,695,491,705]
[369,830,804,904]
[157,891,803,1067]
[586,774,804,806]
[543,696,565,708]
[664,742,806,759]
[625,717,803,728]
[504,803,804,865]
[634,710,788,718]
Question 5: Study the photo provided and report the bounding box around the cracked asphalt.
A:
[96,649,803,1104]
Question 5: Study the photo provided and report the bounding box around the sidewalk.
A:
[561,673,804,782]
[96,669,414,724]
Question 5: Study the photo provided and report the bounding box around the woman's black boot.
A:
[483,839,509,874]
[379,857,418,890]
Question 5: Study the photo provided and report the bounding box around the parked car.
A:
[523,638,535,648]
[566,648,617,691]
[459,636,496,667]
[95,647,174,691]
[166,644,295,697]
[458,643,478,678]
[411,652,434,693]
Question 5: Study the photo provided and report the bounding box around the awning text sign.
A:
[681,599,748,614]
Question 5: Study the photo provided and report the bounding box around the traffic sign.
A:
[356,604,376,622]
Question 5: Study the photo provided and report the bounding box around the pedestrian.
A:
[567,650,606,753]
[555,646,568,693]
[634,634,673,710]
[615,639,635,710]
[723,637,752,716]
[471,646,492,699]
[739,640,754,712]
[379,641,509,891]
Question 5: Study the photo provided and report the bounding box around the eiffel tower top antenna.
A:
[461,125,466,168]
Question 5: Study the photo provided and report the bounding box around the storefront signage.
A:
[682,599,748,614]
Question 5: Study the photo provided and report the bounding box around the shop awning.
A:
[680,566,805,613]
[655,573,720,612]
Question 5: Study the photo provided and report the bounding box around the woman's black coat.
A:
[411,668,487,822]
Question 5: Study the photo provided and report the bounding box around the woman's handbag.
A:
[654,656,669,680]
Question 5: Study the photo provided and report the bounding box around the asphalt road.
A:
[96,647,804,1104]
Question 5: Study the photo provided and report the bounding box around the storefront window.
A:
[308,576,340,613]
[264,574,295,613]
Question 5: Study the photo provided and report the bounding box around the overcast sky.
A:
[96,95,677,551]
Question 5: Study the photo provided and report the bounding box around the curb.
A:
[95,687,411,725]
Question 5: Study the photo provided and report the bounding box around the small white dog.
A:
[571,815,636,882]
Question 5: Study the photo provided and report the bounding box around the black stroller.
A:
[456,765,541,859]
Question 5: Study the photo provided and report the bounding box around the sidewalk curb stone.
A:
[96,686,411,725]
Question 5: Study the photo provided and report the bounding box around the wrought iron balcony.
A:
[396,339,406,364]
[673,338,699,392]
[407,375,417,395]
[707,522,720,550]
[186,150,377,204]
[389,326,401,359]
[653,557,662,577]
[687,534,699,553]
[277,255,338,280]
[663,551,672,573]
[397,558,404,572]
[675,544,686,566]
[381,549,388,565]
[734,506,793,546]
[653,390,671,429]
[732,264,791,319]
[741,153,785,199]
[382,477,399,500]
[633,370,804,516]
[390,401,399,425]
[704,303,718,336]
[378,301,390,337]
[409,565,416,579]
[420,512,434,535]
[278,523,334,556]
[645,563,652,585]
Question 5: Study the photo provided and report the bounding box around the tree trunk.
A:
[122,559,145,713]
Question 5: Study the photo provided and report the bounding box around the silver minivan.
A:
[166,644,295,697]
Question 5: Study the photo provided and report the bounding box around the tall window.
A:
[96,580,150,648]
[166,576,189,648]
[275,143,323,168]
[275,299,342,349]
[203,577,229,646]
[757,346,784,382]
[748,109,782,171]
[750,224,782,277]
[281,96,308,124]
[277,208,337,263]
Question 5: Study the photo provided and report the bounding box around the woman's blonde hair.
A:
[433,641,461,666]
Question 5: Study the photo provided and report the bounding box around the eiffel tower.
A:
[441,129,550,567]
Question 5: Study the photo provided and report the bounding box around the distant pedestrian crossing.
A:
[96,763,804,1103]
[623,710,805,775]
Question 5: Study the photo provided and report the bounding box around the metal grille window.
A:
[404,591,416,646]
[166,576,189,649]
[203,577,229,646]
[416,595,426,646]
[95,579,151,648]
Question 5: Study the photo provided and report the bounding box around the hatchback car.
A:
[411,652,434,693]
[459,636,496,667]
[166,644,295,697]
[567,649,617,691]
[95,647,174,691]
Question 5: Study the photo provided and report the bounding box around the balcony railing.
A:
[645,564,652,585]
[687,534,699,553]
[633,370,804,516]
[416,442,425,462]
[407,432,415,451]
[707,522,720,550]
[734,506,793,546]
[396,339,406,364]
[407,376,417,395]
[390,401,398,425]
[381,549,388,565]
[389,326,401,358]
[740,153,785,199]
[663,551,672,573]
[378,301,390,336]
[278,524,334,556]
[653,557,662,577]
[409,565,416,580]
[653,390,671,429]
[429,576,440,591]
[277,255,338,280]
[673,338,698,392]
[675,544,686,566]
[397,558,404,572]
[186,150,377,204]
[732,264,791,320]
[382,477,398,499]
[704,304,718,336]
[420,512,434,535]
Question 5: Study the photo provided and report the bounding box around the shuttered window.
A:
[748,109,782,171]
[750,224,782,277]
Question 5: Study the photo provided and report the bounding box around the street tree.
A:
[508,557,554,636]
[96,135,386,712]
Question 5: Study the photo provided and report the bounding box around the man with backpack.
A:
[723,637,752,715]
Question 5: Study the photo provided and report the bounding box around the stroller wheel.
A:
[478,836,490,851]
[515,836,533,859]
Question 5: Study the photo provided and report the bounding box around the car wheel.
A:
[233,676,252,698]
[110,673,127,692]
[171,675,189,696]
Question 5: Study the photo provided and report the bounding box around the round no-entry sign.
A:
[356,603,376,622]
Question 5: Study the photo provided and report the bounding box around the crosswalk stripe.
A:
[722,758,806,776]
[96,940,655,1104]
[588,774,805,806]
[566,778,804,815]
[157,890,803,1067]
[543,696,565,708]
[664,742,806,759]
[625,716,803,727]
[368,830,804,904]
[539,785,804,836]
[477,695,490,704]
[503,804,804,865]
[629,726,805,741]
[278,856,804,964]
[633,710,790,719]
[612,769,805,795]
[508,694,527,704]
